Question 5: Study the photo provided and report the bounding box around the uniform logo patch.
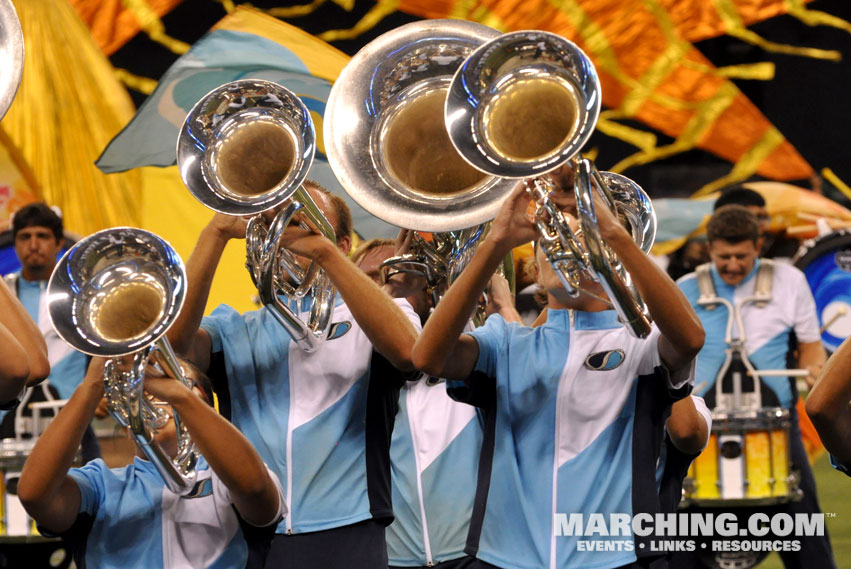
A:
[425,375,444,386]
[185,478,213,499]
[328,321,352,340]
[584,349,625,371]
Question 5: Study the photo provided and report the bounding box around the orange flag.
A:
[394,0,818,188]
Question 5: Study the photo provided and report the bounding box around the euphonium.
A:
[177,79,336,352]
[446,30,656,338]
[47,228,199,494]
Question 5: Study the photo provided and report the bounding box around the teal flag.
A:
[97,10,397,238]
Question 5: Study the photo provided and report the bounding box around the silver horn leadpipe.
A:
[47,228,199,494]
[177,79,336,352]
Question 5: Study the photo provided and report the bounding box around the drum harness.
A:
[695,260,776,412]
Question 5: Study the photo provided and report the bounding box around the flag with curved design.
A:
[390,0,839,193]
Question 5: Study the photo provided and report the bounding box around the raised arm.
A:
[593,193,705,373]
[142,370,284,527]
[412,183,538,380]
[280,227,419,371]
[17,359,106,533]
[166,214,247,371]
[806,336,851,468]
[0,279,49,394]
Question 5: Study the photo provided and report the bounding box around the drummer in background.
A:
[673,205,834,568]
[807,337,851,477]
[0,275,49,406]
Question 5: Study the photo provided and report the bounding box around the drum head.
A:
[793,230,851,352]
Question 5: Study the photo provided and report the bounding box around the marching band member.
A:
[411,170,704,569]
[167,181,421,569]
[353,239,485,569]
[17,356,285,569]
[673,205,834,568]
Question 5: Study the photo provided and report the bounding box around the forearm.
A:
[806,338,851,463]
[18,380,102,509]
[667,397,709,455]
[167,223,228,359]
[0,282,49,382]
[317,245,419,371]
[413,237,507,376]
[0,326,30,400]
[798,341,827,387]
[607,230,704,365]
[169,392,280,524]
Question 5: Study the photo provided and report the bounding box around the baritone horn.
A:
[177,79,336,352]
[446,30,656,338]
[47,228,199,494]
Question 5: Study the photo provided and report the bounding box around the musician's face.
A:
[709,238,758,286]
[357,245,396,285]
[14,225,62,279]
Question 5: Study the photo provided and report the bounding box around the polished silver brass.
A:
[324,19,519,233]
[529,164,655,338]
[446,31,655,337]
[380,225,489,308]
[46,227,199,494]
[178,79,336,351]
[445,30,601,179]
[0,0,24,121]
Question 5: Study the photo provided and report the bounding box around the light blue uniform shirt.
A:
[677,260,820,409]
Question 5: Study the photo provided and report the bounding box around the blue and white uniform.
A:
[387,374,484,567]
[201,297,421,535]
[677,260,820,408]
[55,457,285,569]
[462,309,694,569]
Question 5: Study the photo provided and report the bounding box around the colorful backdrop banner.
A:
[390,0,831,193]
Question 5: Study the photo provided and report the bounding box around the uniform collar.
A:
[710,258,761,292]
[545,308,622,331]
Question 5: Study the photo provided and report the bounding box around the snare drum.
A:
[0,439,37,536]
[683,407,800,506]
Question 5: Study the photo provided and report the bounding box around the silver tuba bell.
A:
[325,20,517,307]
[177,79,337,352]
[0,0,25,122]
[47,228,199,494]
[446,30,656,338]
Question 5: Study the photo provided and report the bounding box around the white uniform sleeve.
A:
[790,266,821,344]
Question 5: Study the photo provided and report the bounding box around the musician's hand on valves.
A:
[279,215,334,262]
[210,212,249,241]
[383,229,427,298]
[488,181,539,252]
[142,365,194,407]
[82,357,107,393]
